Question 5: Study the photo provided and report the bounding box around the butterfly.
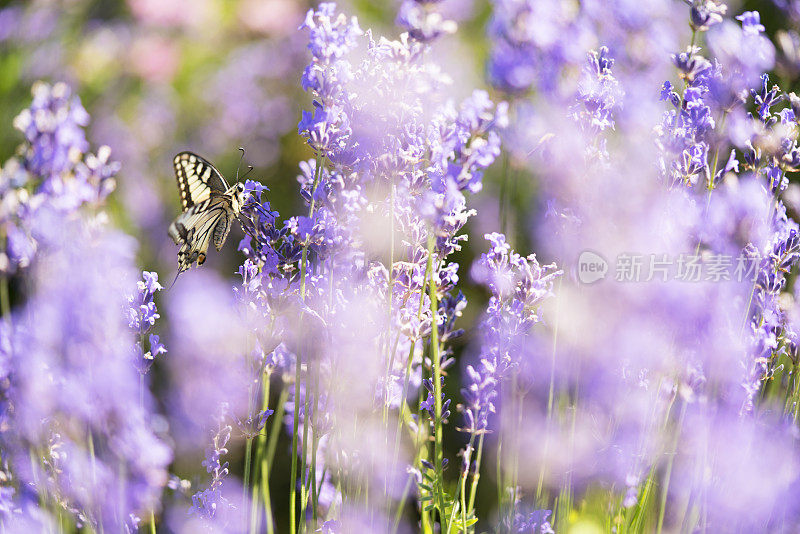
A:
[168,151,247,275]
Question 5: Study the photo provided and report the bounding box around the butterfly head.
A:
[232,182,246,212]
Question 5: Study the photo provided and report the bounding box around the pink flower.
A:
[237,0,302,36]
[128,34,180,83]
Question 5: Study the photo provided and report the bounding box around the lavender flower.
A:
[464,233,560,433]
[486,0,579,94]
[0,82,119,276]
[191,409,233,520]
[2,217,171,530]
[298,3,362,155]
[12,81,90,180]
[128,271,165,374]
[460,359,497,433]
[572,46,622,161]
[707,10,775,97]
[511,508,554,534]
[8,1,800,532]
[0,81,170,531]
[687,0,727,32]
[396,0,457,42]
[421,376,451,422]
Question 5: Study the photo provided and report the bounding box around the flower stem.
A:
[391,474,413,534]
[0,276,10,320]
[390,244,433,518]
[310,358,321,524]
[496,437,503,526]
[243,437,253,510]
[740,174,777,338]
[264,387,289,534]
[426,233,445,526]
[300,372,311,532]
[508,373,522,528]
[657,401,686,534]
[383,181,397,424]
[250,370,271,534]
[467,433,484,516]
[291,151,324,534]
[449,433,475,533]
[538,275,563,503]
[382,181,397,514]
[499,152,511,241]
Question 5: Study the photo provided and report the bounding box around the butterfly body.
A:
[169,152,246,274]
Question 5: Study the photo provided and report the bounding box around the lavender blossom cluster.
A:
[0,82,170,531]
[5,1,800,533]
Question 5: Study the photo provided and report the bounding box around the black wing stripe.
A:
[171,197,232,272]
[173,151,230,211]
[191,207,225,247]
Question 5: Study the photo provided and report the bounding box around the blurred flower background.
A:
[2,0,800,533]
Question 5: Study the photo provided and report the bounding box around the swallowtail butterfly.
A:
[168,151,246,275]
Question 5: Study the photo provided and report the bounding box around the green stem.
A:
[557,383,579,531]
[243,437,253,511]
[783,357,797,416]
[290,346,301,533]
[538,275,562,503]
[679,481,701,534]
[466,433,484,516]
[391,474,413,534]
[496,438,503,528]
[499,153,511,240]
[291,151,324,534]
[310,359,320,524]
[390,386,432,533]
[137,353,159,534]
[415,367,434,534]
[250,371,271,534]
[546,276,562,419]
[299,371,311,533]
[426,234,445,527]
[243,340,259,532]
[264,387,289,534]
[0,276,10,320]
[263,465,274,534]
[445,451,468,534]
[266,387,289,472]
[382,181,397,515]
[383,182,397,424]
[508,374,522,528]
[455,435,476,532]
[740,172,777,338]
[389,249,433,515]
[657,401,686,534]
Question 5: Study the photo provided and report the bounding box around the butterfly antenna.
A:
[236,147,246,183]
[242,165,254,180]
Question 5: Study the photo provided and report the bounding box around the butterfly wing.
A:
[168,196,234,273]
[173,152,230,211]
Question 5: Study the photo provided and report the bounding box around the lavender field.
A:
[1,0,800,532]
